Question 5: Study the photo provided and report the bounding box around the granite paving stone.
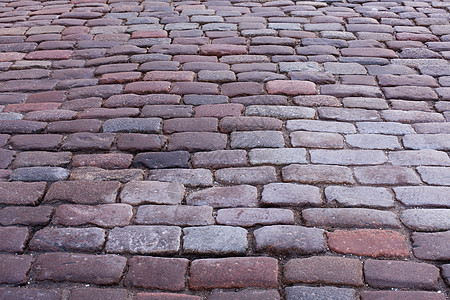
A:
[11,167,69,181]
[1,0,449,297]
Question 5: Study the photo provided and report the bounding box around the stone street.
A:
[0,0,449,299]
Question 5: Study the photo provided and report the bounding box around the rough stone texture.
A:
[0,288,61,300]
[262,183,322,206]
[0,255,32,284]
[0,227,28,253]
[401,209,450,231]
[53,204,133,228]
[412,231,450,260]
[285,286,357,300]
[106,226,181,255]
[282,164,355,184]
[124,256,188,291]
[284,256,363,286]
[394,187,450,207]
[11,167,69,182]
[208,289,280,300]
[216,208,294,227]
[215,166,277,185]
[147,169,213,187]
[303,208,400,228]
[364,260,440,290]
[354,166,421,185]
[327,229,409,258]
[310,150,387,165]
[29,227,106,252]
[1,0,450,296]
[0,206,53,226]
[417,167,450,186]
[249,148,307,165]
[34,253,126,285]
[325,186,394,208]
[183,226,248,255]
[135,205,214,226]
[120,181,185,205]
[189,257,278,290]
[45,181,121,204]
[254,225,326,254]
[0,182,46,205]
[68,288,128,300]
[186,185,258,208]
[360,291,446,300]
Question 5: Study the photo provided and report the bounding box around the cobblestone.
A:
[364,260,440,290]
[254,225,326,254]
[284,256,363,286]
[183,226,248,255]
[106,226,181,255]
[125,256,188,291]
[1,0,450,296]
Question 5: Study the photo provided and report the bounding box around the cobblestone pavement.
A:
[0,0,449,299]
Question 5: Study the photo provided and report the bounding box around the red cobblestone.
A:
[266,80,317,95]
[189,257,278,290]
[327,229,409,258]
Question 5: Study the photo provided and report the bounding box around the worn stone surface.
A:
[186,185,257,208]
[285,286,357,300]
[284,256,363,286]
[45,181,121,204]
[189,257,278,290]
[1,0,450,296]
[183,226,248,255]
[29,227,106,252]
[120,181,185,205]
[254,225,326,254]
[364,260,440,290]
[412,231,450,261]
[53,204,133,228]
[106,226,181,255]
[262,183,322,206]
[124,256,188,291]
[304,208,400,229]
[401,209,450,231]
[34,253,127,285]
[327,229,409,258]
[216,208,294,227]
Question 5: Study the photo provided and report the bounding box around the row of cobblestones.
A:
[0,0,449,299]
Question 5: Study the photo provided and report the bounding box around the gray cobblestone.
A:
[262,183,322,206]
[183,226,248,255]
[394,186,450,207]
[230,131,285,149]
[325,186,394,208]
[401,209,450,231]
[249,148,307,165]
